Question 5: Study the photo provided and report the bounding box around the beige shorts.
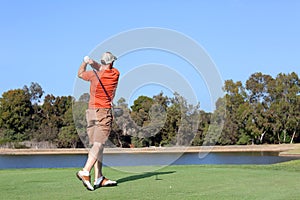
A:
[86,108,112,145]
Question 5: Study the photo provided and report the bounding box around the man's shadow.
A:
[117,171,176,184]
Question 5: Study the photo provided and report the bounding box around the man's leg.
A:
[93,108,117,189]
[93,144,117,189]
[76,142,102,191]
[94,145,104,180]
[83,142,102,172]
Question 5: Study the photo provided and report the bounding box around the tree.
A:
[217,80,245,145]
[159,102,181,146]
[204,97,226,145]
[78,93,90,103]
[32,95,74,144]
[130,96,154,147]
[268,73,300,143]
[244,73,274,144]
[192,110,211,146]
[113,103,139,147]
[23,83,45,141]
[152,92,170,110]
[57,105,81,148]
[0,89,33,141]
[23,82,44,104]
[246,72,273,104]
[72,95,89,147]
[131,96,154,127]
[171,93,200,146]
[34,94,60,142]
[1,72,299,148]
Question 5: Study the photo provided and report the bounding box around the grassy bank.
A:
[279,146,300,157]
[1,144,300,155]
[0,160,299,200]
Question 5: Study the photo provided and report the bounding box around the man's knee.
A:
[89,142,103,159]
[93,142,102,148]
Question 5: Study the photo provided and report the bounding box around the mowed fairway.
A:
[0,160,299,200]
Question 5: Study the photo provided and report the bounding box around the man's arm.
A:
[78,56,103,78]
[78,61,88,79]
[90,61,101,71]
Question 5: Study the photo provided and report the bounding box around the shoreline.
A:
[0,144,300,156]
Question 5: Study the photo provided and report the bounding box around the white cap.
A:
[101,52,117,65]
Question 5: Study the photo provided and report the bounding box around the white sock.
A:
[94,176,104,184]
[80,170,89,176]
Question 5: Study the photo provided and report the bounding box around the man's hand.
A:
[83,55,101,70]
[78,56,102,79]
[84,56,94,65]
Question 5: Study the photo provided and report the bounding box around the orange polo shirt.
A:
[80,68,120,108]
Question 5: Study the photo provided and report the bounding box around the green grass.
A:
[282,148,300,155]
[0,160,300,200]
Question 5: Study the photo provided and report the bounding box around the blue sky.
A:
[0,0,299,111]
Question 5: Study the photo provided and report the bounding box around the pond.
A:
[0,152,298,169]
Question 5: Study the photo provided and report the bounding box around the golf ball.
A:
[84,56,90,63]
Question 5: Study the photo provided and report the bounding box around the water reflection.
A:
[0,152,297,169]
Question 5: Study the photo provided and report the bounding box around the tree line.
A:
[0,71,299,148]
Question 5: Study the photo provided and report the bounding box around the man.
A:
[76,52,120,191]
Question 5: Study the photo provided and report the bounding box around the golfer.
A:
[76,52,120,191]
